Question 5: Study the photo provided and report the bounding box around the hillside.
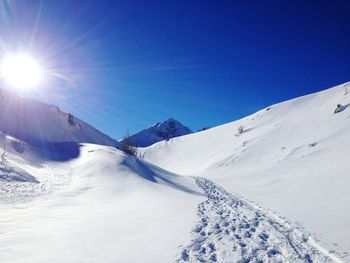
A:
[140,81,350,260]
[0,89,120,159]
[0,139,203,262]
[0,84,348,262]
[0,91,202,261]
[0,137,338,262]
[123,118,192,147]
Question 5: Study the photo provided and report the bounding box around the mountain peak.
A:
[124,118,192,147]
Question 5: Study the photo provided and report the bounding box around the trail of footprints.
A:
[177,177,333,263]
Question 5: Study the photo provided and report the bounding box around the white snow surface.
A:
[0,140,203,262]
[124,118,192,147]
[141,82,350,261]
[1,83,349,262]
[0,138,341,262]
[0,91,202,262]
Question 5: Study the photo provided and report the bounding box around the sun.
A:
[1,54,42,89]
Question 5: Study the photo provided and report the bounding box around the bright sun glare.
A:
[1,54,42,89]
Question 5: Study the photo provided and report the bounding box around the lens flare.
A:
[1,54,42,89]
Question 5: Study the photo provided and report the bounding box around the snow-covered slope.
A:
[0,136,340,262]
[0,92,203,262]
[141,82,350,260]
[0,136,203,262]
[123,118,192,147]
[0,89,120,151]
[1,83,348,262]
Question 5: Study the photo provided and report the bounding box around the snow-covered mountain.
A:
[0,91,202,261]
[140,81,350,260]
[0,89,120,159]
[123,118,192,147]
[1,83,349,262]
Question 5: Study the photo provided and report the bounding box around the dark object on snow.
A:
[308,142,317,147]
[68,113,74,125]
[334,103,350,114]
[237,126,244,134]
[198,127,211,132]
[334,104,348,114]
[334,104,342,113]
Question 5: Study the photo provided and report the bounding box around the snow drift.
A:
[0,139,204,262]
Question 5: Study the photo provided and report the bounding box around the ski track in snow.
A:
[177,177,341,263]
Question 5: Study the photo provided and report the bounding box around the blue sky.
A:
[0,0,349,139]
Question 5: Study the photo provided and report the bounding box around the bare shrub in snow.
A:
[237,126,244,135]
[122,130,137,156]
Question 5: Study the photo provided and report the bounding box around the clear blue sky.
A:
[0,0,349,139]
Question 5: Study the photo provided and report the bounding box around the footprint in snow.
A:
[176,177,337,263]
